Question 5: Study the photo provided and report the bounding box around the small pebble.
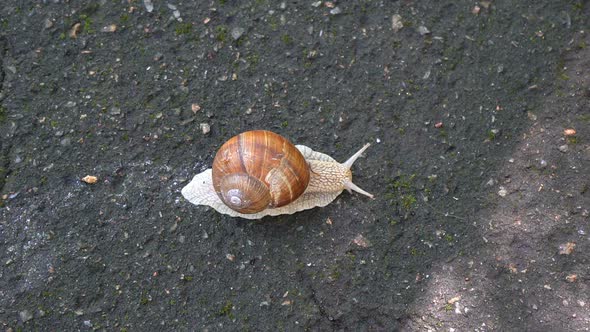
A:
[353,234,370,248]
[81,175,98,184]
[19,310,33,322]
[329,7,342,15]
[143,0,154,13]
[558,242,575,255]
[498,187,508,197]
[200,123,210,135]
[417,26,430,35]
[167,4,181,20]
[539,159,547,168]
[180,117,195,126]
[564,128,576,136]
[69,23,81,38]
[191,103,201,113]
[44,18,54,29]
[527,112,537,121]
[558,145,568,153]
[102,24,117,33]
[391,14,403,32]
[60,138,71,146]
[231,27,245,40]
[447,296,461,304]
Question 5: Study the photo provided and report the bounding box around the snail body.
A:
[182,130,373,219]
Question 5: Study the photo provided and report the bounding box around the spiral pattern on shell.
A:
[211,130,311,214]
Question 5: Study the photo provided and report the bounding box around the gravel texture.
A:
[1,1,589,331]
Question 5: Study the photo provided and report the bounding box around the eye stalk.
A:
[341,143,374,199]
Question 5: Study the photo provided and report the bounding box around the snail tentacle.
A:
[342,143,371,169]
[340,143,373,199]
[343,180,374,199]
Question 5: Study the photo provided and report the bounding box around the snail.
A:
[181,130,373,219]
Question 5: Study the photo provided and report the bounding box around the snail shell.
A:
[211,130,310,214]
[182,130,373,219]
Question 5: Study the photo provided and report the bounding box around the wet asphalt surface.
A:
[1,1,589,331]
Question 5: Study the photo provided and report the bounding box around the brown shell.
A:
[211,130,310,213]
